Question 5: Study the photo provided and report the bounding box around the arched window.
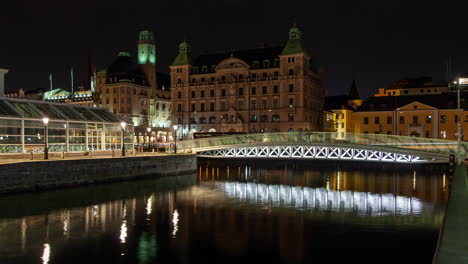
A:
[190,117,197,124]
[209,117,216,124]
[199,117,206,124]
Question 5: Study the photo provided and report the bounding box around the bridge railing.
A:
[177,132,468,156]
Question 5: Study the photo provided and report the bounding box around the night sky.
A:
[1,0,468,98]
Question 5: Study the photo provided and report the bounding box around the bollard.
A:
[62,151,65,159]
[133,149,136,156]
[449,154,455,175]
[152,148,155,154]
[112,149,115,157]
[30,152,33,160]
[89,149,92,158]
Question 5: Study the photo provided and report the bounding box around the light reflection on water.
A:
[0,161,448,264]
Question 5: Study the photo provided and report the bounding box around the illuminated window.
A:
[426,115,432,124]
[441,130,446,139]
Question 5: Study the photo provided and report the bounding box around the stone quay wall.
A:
[0,154,197,194]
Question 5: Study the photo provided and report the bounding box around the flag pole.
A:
[71,67,74,93]
[49,73,53,91]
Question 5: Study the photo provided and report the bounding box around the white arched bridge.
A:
[175,132,468,163]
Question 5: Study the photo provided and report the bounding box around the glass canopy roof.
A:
[0,97,125,123]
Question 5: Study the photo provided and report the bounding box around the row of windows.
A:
[362,115,458,125]
[178,85,295,99]
[361,130,453,139]
[176,113,294,124]
[97,87,149,96]
[176,69,296,84]
[176,98,294,112]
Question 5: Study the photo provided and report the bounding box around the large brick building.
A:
[95,30,171,143]
[170,26,324,138]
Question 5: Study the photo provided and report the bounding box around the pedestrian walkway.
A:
[433,165,468,263]
[0,150,171,165]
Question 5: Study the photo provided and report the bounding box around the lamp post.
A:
[42,117,49,160]
[120,122,126,157]
[147,127,151,148]
[457,79,462,165]
[173,125,178,154]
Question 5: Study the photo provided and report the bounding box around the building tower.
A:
[170,41,192,138]
[280,25,324,131]
[138,30,157,96]
[347,80,363,109]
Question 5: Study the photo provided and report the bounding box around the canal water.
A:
[0,160,448,264]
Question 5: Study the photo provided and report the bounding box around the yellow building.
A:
[324,80,362,138]
[352,93,467,140]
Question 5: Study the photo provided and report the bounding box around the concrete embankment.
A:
[433,165,468,263]
[0,154,197,194]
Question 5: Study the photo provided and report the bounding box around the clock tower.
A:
[138,30,157,96]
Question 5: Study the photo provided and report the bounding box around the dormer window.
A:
[252,61,259,69]
[211,65,216,72]
[202,66,208,73]
[263,60,270,68]
[192,67,199,74]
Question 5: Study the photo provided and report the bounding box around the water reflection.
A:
[0,162,448,264]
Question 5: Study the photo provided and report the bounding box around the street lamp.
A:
[457,78,463,165]
[42,117,49,160]
[173,125,178,154]
[120,122,126,157]
[147,127,151,148]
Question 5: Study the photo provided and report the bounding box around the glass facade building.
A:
[0,98,134,153]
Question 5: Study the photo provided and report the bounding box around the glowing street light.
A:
[42,117,49,160]
[120,122,126,157]
[147,127,151,148]
[173,125,178,154]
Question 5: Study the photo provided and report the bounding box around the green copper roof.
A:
[171,42,192,66]
[281,26,307,55]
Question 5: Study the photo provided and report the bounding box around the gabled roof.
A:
[357,93,462,112]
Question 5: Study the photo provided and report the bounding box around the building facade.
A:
[95,30,171,143]
[170,26,324,138]
[351,94,468,140]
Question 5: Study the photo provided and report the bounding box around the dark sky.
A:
[1,0,468,98]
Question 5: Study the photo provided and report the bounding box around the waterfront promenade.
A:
[0,150,169,165]
[0,150,197,194]
[433,165,468,263]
